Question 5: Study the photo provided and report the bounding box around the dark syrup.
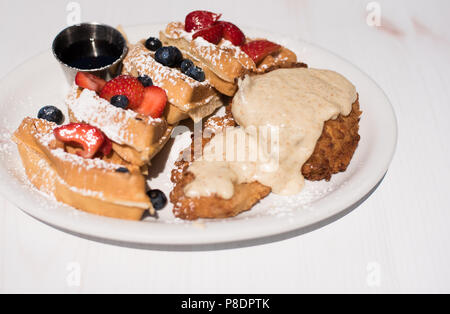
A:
[59,40,122,70]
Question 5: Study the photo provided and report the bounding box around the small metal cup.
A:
[52,23,128,84]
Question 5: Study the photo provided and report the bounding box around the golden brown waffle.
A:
[160,22,298,96]
[13,118,154,220]
[66,86,173,167]
[122,41,223,124]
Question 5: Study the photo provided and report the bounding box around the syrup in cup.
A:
[52,23,128,83]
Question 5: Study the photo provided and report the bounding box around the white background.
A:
[1,0,450,293]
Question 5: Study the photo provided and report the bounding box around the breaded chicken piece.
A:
[171,173,271,220]
[302,98,362,181]
[170,106,271,220]
[251,62,362,180]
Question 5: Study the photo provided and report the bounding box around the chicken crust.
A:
[171,173,271,220]
[170,106,271,220]
[302,98,362,181]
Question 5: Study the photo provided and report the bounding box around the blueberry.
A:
[180,59,194,74]
[154,46,183,67]
[185,66,206,82]
[138,75,153,87]
[145,37,162,51]
[147,189,167,210]
[110,95,129,109]
[38,106,64,124]
[115,167,129,173]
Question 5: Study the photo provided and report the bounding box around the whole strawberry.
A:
[185,10,222,32]
[100,75,144,109]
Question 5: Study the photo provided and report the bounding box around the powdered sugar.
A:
[68,185,105,199]
[220,39,246,60]
[219,39,236,49]
[66,86,160,146]
[0,129,14,155]
[36,130,55,146]
[192,37,228,69]
[50,147,121,171]
[164,24,194,41]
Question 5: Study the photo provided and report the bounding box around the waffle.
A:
[12,118,154,220]
[66,85,173,167]
[159,22,298,96]
[122,41,223,124]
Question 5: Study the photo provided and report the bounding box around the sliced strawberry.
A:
[185,10,222,32]
[75,72,106,93]
[54,123,108,159]
[218,21,245,46]
[241,40,282,64]
[99,75,144,109]
[134,86,167,118]
[100,136,112,156]
[192,23,224,45]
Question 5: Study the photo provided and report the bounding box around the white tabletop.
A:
[1,0,449,293]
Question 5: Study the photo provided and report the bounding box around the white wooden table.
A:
[1,0,449,293]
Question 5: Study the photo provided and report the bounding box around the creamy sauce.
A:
[184,68,357,199]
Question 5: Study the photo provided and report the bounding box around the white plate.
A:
[0,24,397,245]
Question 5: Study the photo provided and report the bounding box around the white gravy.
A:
[184,68,357,199]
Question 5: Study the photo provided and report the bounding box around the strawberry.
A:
[75,72,106,93]
[241,40,282,64]
[192,23,224,45]
[99,75,144,109]
[100,137,112,156]
[218,21,245,46]
[53,123,110,159]
[185,10,222,32]
[134,86,167,118]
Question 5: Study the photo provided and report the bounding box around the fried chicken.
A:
[170,62,362,220]
[302,97,362,181]
[170,106,271,220]
[170,99,361,220]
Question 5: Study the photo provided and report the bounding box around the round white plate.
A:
[0,24,397,245]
